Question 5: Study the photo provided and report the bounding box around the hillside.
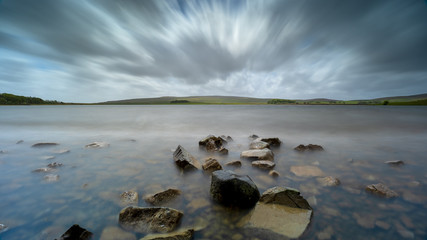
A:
[0,93,63,105]
[101,96,270,105]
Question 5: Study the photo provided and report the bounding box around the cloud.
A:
[0,0,426,102]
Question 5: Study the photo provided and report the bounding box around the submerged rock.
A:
[47,162,63,168]
[120,190,139,206]
[0,223,8,233]
[144,189,181,206]
[220,135,233,142]
[248,134,259,140]
[202,158,222,172]
[52,149,70,154]
[385,160,404,166]
[32,167,54,173]
[365,183,398,198]
[100,226,136,240]
[16,140,24,144]
[85,142,109,148]
[118,206,183,233]
[251,160,275,170]
[268,170,280,177]
[225,160,242,168]
[173,145,200,170]
[241,149,274,161]
[259,138,281,147]
[294,144,324,151]
[59,224,93,240]
[290,165,325,177]
[140,229,194,240]
[239,187,312,239]
[249,140,270,150]
[199,135,227,152]
[44,174,60,182]
[210,170,260,208]
[32,142,59,147]
[317,176,341,186]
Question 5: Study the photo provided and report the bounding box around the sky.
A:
[1,0,427,103]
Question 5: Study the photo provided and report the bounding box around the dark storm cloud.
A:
[0,0,426,102]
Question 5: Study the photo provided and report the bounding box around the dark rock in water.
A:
[44,174,60,182]
[47,162,63,168]
[294,144,324,151]
[260,186,312,210]
[385,160,404,166]
[202,158,222,172]
[120,190,139,206]
[210,170,260,208]
[220,135,233,142]
[144,189,181,206]
[59,224,93,240]
[85,142,109,148]
[199,135,227,153]
[365,183,398,198]
[218,147,229,155]
[249,140,270,150]
[260,138,281,147]
[251,160,276,169]
[317,176,341,186]
[0,223,8,233]
[140,229,194,240]
[173,145,200,170]
[238,187,312,239]
[225,160,242,168]
[32,167,54,173]
[248,134,259,140]
[268,170,280,177]
[32,142,59,147]
[118,206,183,233]
[241,149,274,161]
[16,140,24,144]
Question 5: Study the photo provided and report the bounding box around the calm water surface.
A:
[0,105,427,239]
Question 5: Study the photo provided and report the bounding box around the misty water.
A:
[0,105,427,239]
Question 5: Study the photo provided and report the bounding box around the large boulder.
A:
[239,187,312,239]
[365,183,398,198]
[199,135,227,152]
[173,145,200,170]
[202,158,223,172]
[144,189,182,206]
[240,149,274,161]
[118,206,183,233]
[59,224,93,240]
[140,229,194,240]
[210,170,260,208]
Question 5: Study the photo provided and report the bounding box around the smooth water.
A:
[0,105,426,239]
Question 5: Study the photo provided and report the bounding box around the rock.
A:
[59,224,93,240]
[225,160,242,167]
[52,149,70,154]
[239,187,312,239]
[210,170,260,208]
[32,142,59,147]
[307,196,317,207]
[118,206,183,233]
[240,149,274,161]
[140,229,194,240]
[16,140,24,144]
[100,226,136,240]
[120,190,139,206]
[44,174,60,182]
[32,167,54,173]
[251,160,275,169]
[144,189,181,206]
[248,134,259,140]
[47,162,63,168]
[218,147,229,155]
[290,165,325,177]
[268,170,280,177]
[365,183,398,198]
[259,138,281,147]
[186,198,210,213]
[202,158,222,172]
[0,223,8,233]
[249,140,270,150]
[199,135,227,152]
[259,186,312,210]
[173,145,200,170]
[220,135,233,142]
[385,160,404,166]
[317,176,340,186]
[40,155,56,160]
[294,144,324,151]
[85,142,109,148]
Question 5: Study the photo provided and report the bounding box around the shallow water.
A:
[0,105,427,239]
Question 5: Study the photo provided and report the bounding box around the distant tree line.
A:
[170,100,190,104]
[0,93,63,105]
[267,99,296,104]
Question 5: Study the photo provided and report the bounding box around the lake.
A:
[0,105,426,239]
